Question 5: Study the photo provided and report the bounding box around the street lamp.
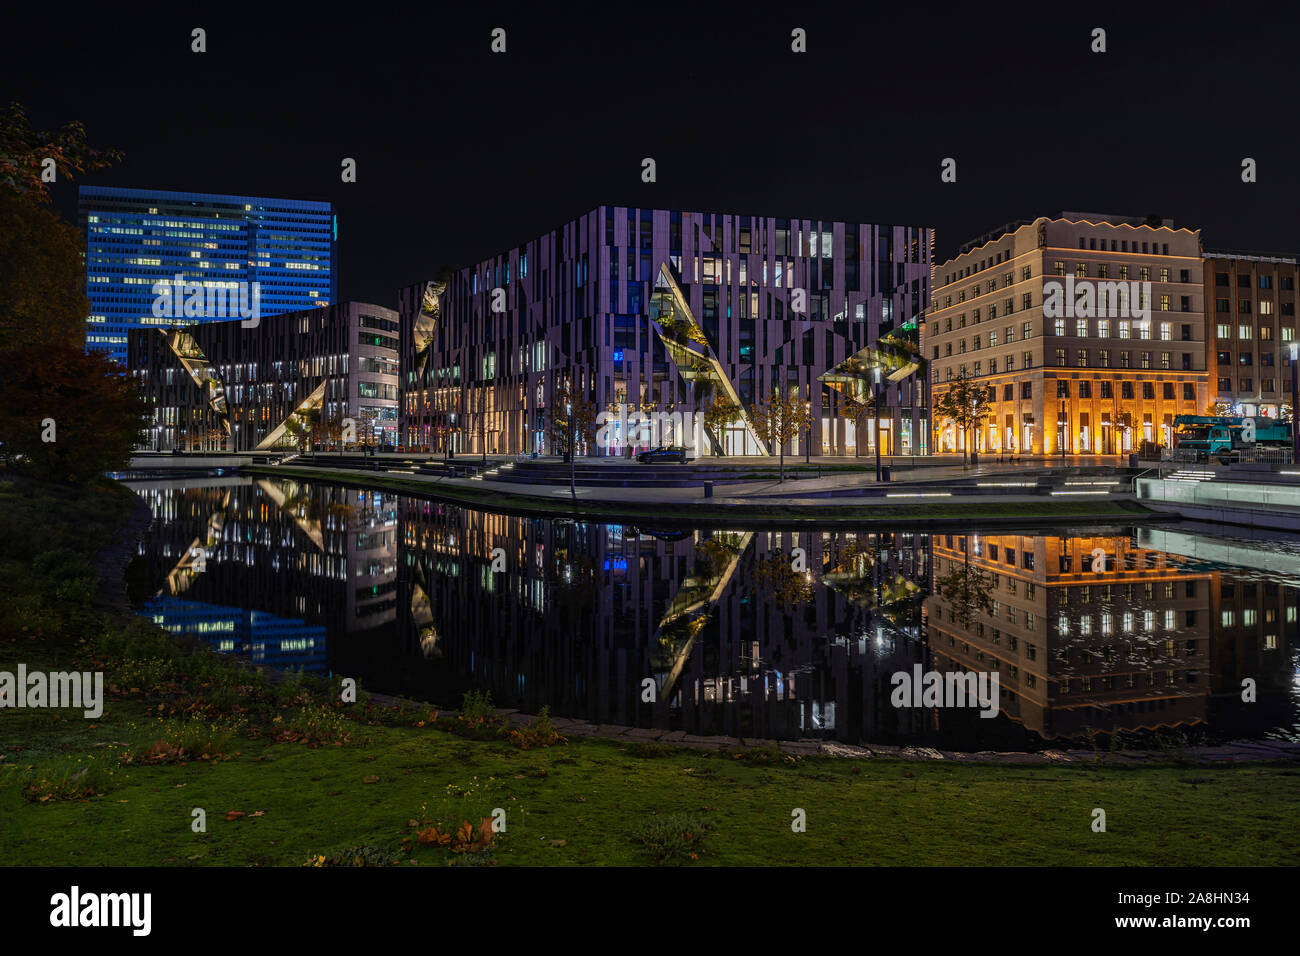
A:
[567,400,576,499]
[874,368,883,482]
[1291,342,1298,464]
[1058,399,1067,461]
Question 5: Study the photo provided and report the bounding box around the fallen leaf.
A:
[226,811,246,821]
[363,774,379,784]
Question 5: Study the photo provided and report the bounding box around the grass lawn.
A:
[1,474,1294,867]
[5,707,1298,867]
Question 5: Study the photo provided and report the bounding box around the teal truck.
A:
[1173,415,1292,463]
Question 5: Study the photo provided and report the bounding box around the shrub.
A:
[127,715,243,764]
[508,706,566,750]
[629,813,712,864]
[278,702,352,745]
[458,689,497,725]
[305,843,402,867]
[416,817,495,854]
[11,761,114,802]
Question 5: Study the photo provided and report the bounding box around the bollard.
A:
[881,466,891,483]
[703,481,714,498]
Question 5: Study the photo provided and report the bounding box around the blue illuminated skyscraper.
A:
[79,186,336,364]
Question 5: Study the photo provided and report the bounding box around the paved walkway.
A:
[258,458,1137,508]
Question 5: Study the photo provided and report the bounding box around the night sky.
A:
[5,3,1299,307]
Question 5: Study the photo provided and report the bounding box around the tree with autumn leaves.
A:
[933,371,994,467]
[751,385,811,482]
[0,103,146,484]
[546,378,598,498]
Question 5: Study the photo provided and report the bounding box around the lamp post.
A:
[1059,399,1067,462]
[567,401,576,499]
[874,368,883,482]
[1291,342,1298,464]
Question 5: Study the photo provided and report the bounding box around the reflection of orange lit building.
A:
[926,213,1208,456]
[926,533,1212,737]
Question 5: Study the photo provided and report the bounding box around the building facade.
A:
[127,301,399,451]
[80,186,336,365]
[926,213,1208,456]
[400,205,933,457]
[1203,253,1300,419]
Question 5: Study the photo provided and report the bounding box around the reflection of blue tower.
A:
[139,597,328,673]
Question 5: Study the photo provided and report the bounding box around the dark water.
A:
[122,476,1300,751]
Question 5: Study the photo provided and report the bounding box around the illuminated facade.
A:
[926,213,1209,456]
[400,206,933,456]
[127,301,399,451]
[80,186,336,365]
[1203,252,1300,418]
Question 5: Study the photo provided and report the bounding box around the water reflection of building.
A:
[1133,526,1299,704]
[128,480,1299,746]
[140,597,327,671]
[395,497,935,743]
[131,480,399,671]
[1209,571,1295,695]
[926,533,1214,738]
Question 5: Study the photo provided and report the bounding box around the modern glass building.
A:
[127,301,400,451]
[79,186,336,364]
[400,205,933,457]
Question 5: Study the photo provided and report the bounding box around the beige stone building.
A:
[925,213,1208,456]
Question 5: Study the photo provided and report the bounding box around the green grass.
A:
[1,472,1293,867]
[3,713,1297,866]
[242,464,1152,527]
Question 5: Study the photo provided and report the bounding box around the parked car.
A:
[637,445,689,463]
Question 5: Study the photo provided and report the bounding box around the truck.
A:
[1172,415,1292,464]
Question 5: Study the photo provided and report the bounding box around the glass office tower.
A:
[79,186,336,364]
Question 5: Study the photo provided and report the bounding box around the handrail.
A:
[1130,465,1161,494]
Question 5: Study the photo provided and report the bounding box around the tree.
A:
[0,344,148,484]
[701,395,739,456]
[751,386,811,482]
[753,548,814,607]
[934,537,993,629]
[547,379,598,498]
[0,102,122,206]
[321,410,352,454]
[849,398,874,458]
[1204,400,1233,417]
[0,192,87,350]
[933,371,993,466]
[282,407,321,453]
[282,415,309,453]
[0,104,136,486]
